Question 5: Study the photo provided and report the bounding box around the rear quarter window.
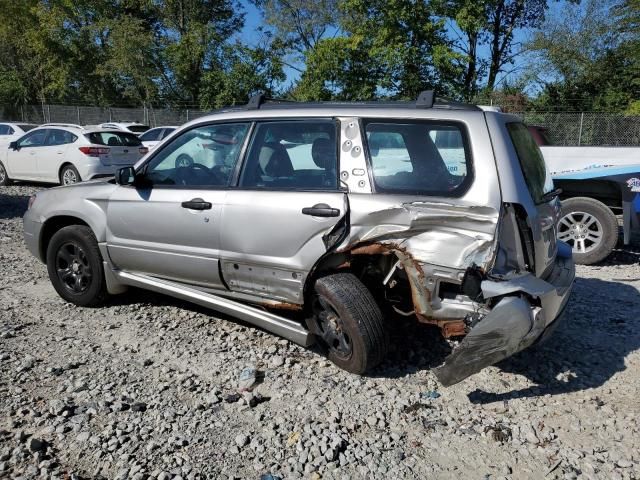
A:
[86,132,142,146]
[507,122,553,203]
[364,120,473,196]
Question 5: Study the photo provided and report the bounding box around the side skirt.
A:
[114,270,313,347]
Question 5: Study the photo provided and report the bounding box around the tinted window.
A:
[18,129,48,147]
[161,127,176,139]
[46,129,77,146]
[144,123,249,187]
[86,132,142,146]
[140,128,163,142]
[18,124,35,133]
[0,125,9,135]
[507,122,553,204]
[127,125,150,133]
[240,120,338,190]
[364,121,471,196]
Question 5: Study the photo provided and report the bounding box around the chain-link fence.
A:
[2,103,640,146]
[517,112,640,146]
[0,104,209,128]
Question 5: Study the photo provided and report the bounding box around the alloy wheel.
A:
[55,242,92,294]
[558,211,604,254]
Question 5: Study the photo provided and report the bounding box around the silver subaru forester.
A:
[23,92,575,386]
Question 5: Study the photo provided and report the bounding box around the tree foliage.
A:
[0,0,637,112]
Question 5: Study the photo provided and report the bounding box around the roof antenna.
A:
[416,90,435,108]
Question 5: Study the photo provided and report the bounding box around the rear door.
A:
[219,119,346,304]
[41,129,77,182]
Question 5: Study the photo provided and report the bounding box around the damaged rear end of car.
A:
[320,110,574,386]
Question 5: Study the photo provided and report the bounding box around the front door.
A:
[7,129,49,180]
[106,122,251,288]
[220,119,346,304]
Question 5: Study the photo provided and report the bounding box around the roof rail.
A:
[416,90,435,108]
[241,90,480,111]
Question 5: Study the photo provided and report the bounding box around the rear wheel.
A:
[46,225,108,307]
[0,162,11,186]
[558,197,618,265]
[311,273,388,374]
[60,165,81,185]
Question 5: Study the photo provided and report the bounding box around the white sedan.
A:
[139,126,177,150]
[0,122,38,145]
[0,124,148,186]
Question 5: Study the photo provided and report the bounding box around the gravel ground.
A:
[1,184,639,480]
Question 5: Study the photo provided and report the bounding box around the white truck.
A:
[529,126,640,265]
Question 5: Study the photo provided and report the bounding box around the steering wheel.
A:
[175,153,194,169]
[175,162,225,186]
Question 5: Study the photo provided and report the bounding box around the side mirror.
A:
[116,166,136,185]
[8,141,18,151]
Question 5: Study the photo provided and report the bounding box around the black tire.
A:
[312,273,388,374]
[60,164,81,185]
[0,161,11,186]
[559,197,618,265]
[46,225,108,307]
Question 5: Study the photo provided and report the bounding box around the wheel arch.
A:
[58,162,79,183]
[555,179,622,210]
[39,216,91,262]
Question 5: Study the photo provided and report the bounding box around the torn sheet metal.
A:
[434,296,538,387]
[435,253,575,386]
[339,199,500,321]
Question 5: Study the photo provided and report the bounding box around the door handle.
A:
[302,203,340,217]
[181,198,212,210]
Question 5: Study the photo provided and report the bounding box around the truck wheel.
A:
[0,161,11,186]
[558,197,618,265]
[60,165,81,185]
[46,225,108,307]
[312,273,388,374]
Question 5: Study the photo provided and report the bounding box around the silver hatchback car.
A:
[23,93,575,385]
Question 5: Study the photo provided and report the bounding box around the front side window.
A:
[17,129,48,147]
[240,120,338,190]
[364,120,472,196]
[46,129,77,146]
[143,123,249,187]
[507,122,554,204]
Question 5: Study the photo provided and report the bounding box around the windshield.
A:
[85,131,142,146]
[507,122,554,203]
[18,124,36,132]
[364,120,472,196]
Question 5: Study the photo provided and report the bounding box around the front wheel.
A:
[558,197,619,265]
[311,273,388,374]
[46,225,108,307]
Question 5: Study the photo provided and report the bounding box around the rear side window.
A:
[0,125,9,135]
[507,123,553,203]
[46,129,77,146]
[140,129,163,142]
[240,120,338,190]
[364,120,472,196]
[86,132,142,146]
